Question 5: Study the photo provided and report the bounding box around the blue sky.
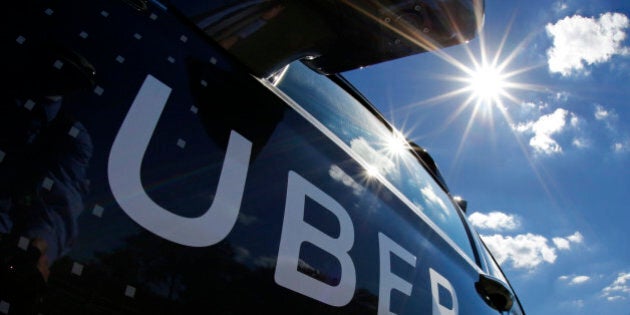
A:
[343,0,630,314]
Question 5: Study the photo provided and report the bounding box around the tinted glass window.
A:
[274,61,475,261]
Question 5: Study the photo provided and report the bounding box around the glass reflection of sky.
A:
[275,61,475,261]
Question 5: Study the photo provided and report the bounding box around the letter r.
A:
[430,268,459,315]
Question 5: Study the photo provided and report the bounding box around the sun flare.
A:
[384,130,409,157]
[467,63,507,102]
[386,15,547,181]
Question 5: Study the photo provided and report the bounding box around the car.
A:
[0,0,525,314]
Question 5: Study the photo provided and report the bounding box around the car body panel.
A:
[0,0,524,314]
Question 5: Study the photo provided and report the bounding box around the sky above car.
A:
[343,0,630,314]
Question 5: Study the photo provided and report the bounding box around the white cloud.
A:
[350,137,396,176]
[553,2,568,13]
[569,275,591,285]
[572,137,589,149]
[613,141,630,153]
[553,231,584,250]
[329,164,364,195]
[602,272,630,301]
[512,120,534,133]
[481,230,584,270]
[569,113,580,128]
[521,101,537,110]
[594,104,620,135]
[421,184,450,219]
[567,231,584,243]
[468,211,520,231]
[554,91,570,102]
[512,108,571,155]
[591,105,628,153]
[594,104,614,121]
[520,100,547,112]
[546,12,630,76]
[552,237,570,249]
[481,233,557,269]
[558,298,587,309]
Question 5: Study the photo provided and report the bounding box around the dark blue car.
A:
[1,0,525,314]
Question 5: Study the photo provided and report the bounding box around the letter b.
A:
[275,171,356,306]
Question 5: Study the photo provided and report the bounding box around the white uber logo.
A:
[110,75,460,314]
[378,232,416,315]
[108,75,252,247]
[430,268,458,315]
[275,171,356,307]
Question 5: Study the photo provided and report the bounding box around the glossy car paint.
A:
[0,0,523,314]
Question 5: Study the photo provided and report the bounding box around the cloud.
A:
[601,272,630,301]
[594,104,615,121]
[569,275,591,285]
[591,104,630,153]
[552,237,570,249]
[472,211,585,270]
[567,231,584,243]
[481,231,583,270]
[594,104,618,130]
[517,101,548,116]
[329,164,364,195]
[421,184,450,220]
[569,113,580,128]
[572,137,589,149]
[350,137,395,176]
[559,274,592,287]
[559,299,585,309]
[468,211,520,231]
[512,108,572,155]
[553,231,584,250]
[481,233,557,269]
[554,91,570,102]
[546,12,630,76]
[612,141,630,153]
[553,1,568,13]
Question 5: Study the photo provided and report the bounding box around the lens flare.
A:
[468,63,507,102]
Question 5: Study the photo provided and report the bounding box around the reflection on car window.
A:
[275,61,475,261]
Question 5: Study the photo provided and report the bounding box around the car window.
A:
[274,61,476,262]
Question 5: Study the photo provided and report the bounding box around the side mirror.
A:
[475,274,514,312]
[453,195,467,213]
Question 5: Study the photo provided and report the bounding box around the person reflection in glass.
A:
[0,42,95,312]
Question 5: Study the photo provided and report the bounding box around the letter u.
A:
[108,75,252,246]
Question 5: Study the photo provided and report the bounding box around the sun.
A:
[387,16,547,173]
[411,19,545,126]
[467,63,507,103]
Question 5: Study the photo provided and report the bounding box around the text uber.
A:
[108,75,458,315]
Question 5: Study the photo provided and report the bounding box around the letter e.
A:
[378,232,417,315]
